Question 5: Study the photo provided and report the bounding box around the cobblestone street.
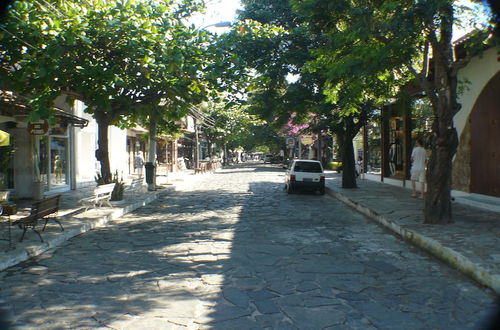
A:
[0,164,497,329]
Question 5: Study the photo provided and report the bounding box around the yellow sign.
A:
[0,130,10,146]
[300,136,314,145]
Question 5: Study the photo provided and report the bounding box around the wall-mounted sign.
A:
[300,136,314,145]
[0,129,10,146]
[27,121,49,135]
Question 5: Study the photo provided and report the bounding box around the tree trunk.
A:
[424,82,458,224]
[338,118,357,189]
[205,133,213,158]
[423,4,458,225]
[95,114,112,183]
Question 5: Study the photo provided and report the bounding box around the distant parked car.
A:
[327,160,343,173]
[264,154,274,163]
[285,159,325,195]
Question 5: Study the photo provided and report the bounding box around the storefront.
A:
[1,92,88,198]
[177,134,194,169]
[364,96,432,186]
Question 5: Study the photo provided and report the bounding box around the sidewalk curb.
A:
[325,187,500,294]
[0,185,176,272]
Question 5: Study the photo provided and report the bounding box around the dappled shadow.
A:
[0,187,256,327]
[0,165,496,328]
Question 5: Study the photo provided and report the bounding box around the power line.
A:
[37,0,65,19]
[189,106,216,126]
[0,26,39,50]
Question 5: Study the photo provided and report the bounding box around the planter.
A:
[32,181,44,200]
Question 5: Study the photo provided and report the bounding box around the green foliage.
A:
[253,145,270,153]
[0,0,218,180]
[0,145,15,174]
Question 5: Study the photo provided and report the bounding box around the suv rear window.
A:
[293,161,323,173]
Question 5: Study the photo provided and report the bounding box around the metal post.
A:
[298,136,302,159]
[147,116,157,191]
[194,119,199,169]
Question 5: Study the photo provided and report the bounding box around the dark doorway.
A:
[470,72,500,197]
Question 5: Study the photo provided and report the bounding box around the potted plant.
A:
[95,170,125,201]
[0,144,14,189]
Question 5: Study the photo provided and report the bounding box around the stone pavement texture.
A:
[0,164,497,329]
[324,172,500,294]
[0,170,207,271]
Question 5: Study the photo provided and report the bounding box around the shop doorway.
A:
[470,72,500,197]
[39,130,69,191]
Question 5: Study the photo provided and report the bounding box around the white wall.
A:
[455,46,500,139]
[72,100,129,184]
[108,126,128,180]
[73,100,98,186]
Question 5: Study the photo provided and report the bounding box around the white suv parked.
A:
[285,159,325,195]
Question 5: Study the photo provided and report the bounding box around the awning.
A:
[53,108,88,128]
[1,90,89,128]
[0,129,9,146]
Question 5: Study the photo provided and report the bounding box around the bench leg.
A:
[19,226,44,243]
[19,227,27,242]
[42,217,64,232]
[54,219,64,231]
[32,228,44,242]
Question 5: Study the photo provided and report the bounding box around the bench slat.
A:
[79,183,115,211]
[13,195,63,242]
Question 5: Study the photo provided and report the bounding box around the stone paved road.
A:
[0,164,497,329]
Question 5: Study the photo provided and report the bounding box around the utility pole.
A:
[146,116,157,191]
[194,118,199,169]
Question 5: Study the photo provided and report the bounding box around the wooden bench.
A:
[194,162,207,174]
[12,195,63,242]
[79,183,115,212]
[127,177,144,196]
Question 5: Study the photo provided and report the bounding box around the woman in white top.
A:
[410,139,427,198]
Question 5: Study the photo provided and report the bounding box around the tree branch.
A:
[403,64,439,108]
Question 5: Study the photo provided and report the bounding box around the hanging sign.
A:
[300,136,314,145]
[28,121,49,135]
[0,129,10,146]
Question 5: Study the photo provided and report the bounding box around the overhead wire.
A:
[37,0,65,19]
[0,26,39,50]
[189,106,216,126]
[0,0,67,52]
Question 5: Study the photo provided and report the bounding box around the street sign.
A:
[300,136,314,145]
[27,121,49,135]
[286,137,295,148]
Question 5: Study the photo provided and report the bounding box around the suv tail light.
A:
[290,174,296,181]
[320,175,325,182]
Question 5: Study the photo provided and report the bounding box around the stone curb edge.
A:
[325,187,500,294]
[0,185,177,272]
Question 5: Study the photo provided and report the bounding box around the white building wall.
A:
[72,100,128,185]
[73,100,98,187]
[108,125,128,180]
[455,46,500,139]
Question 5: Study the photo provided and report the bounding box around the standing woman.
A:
[135,151,144,176]
[410,139,427,198]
